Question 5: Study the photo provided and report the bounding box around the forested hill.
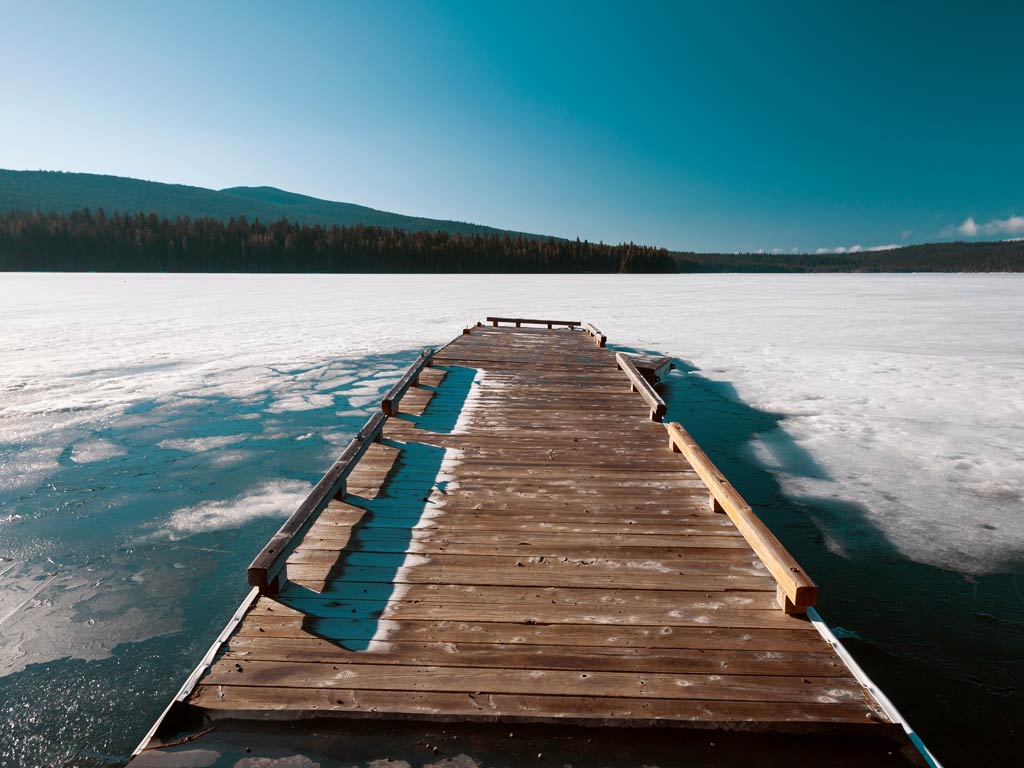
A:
[0,209,675,273]
[0,169,548,238]
[673,241,1024,272]
[1,170,1020,272]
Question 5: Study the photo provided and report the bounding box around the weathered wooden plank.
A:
[232,616,823,650]
[318,503,739,524]
[286,548,769,571]
[300,526,747,545]
[323,499,742,516]
[201,660,867,704]
[191,686,885,726]
[314,526,742,542]
[255,587,778,614]
[273,581,775,603]
[295,540,752,560]
[221,637,846,676]
[247,600,798,629]
[284,565,774,593]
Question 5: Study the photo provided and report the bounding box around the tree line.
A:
[2,207,1019,273]
[0,209,676,273]
[672,241,1024,272]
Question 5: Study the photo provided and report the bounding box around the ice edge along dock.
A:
[131,318,939,766]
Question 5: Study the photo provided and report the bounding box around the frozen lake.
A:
[1,272,1022,766]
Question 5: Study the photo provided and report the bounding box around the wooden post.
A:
[258,574,281,597]
[777,584,802,615]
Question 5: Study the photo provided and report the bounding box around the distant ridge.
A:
[0,169,551,239]
[670,240,1024,272]
[2,169,1021,272]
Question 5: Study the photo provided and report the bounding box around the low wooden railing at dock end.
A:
[486,316,581,329]
[665,421,819,614]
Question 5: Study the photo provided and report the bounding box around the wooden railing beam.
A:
[665,421,819,613]
[616,352,667,422]
[485,316,581,328]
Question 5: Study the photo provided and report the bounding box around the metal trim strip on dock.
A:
[808,607,943,767]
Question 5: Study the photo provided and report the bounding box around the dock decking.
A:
[132,319,928,764]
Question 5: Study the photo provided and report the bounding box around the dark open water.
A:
[658,355,1024,767]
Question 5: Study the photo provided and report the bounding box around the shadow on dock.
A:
[277,364,478,651]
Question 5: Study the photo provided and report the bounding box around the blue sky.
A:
[1,1,1021,252]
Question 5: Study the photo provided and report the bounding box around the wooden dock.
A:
[131,319,933,766]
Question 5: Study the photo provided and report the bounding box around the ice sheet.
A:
[0,272,1021,676]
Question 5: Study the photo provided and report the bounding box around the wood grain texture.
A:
[190,324,882,731]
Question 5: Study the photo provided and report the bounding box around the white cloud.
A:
[901,229,912,239]
[945,214,1024,239]
[981,215,1024,236]
[958,217,979,237]
[813,243,897,255]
